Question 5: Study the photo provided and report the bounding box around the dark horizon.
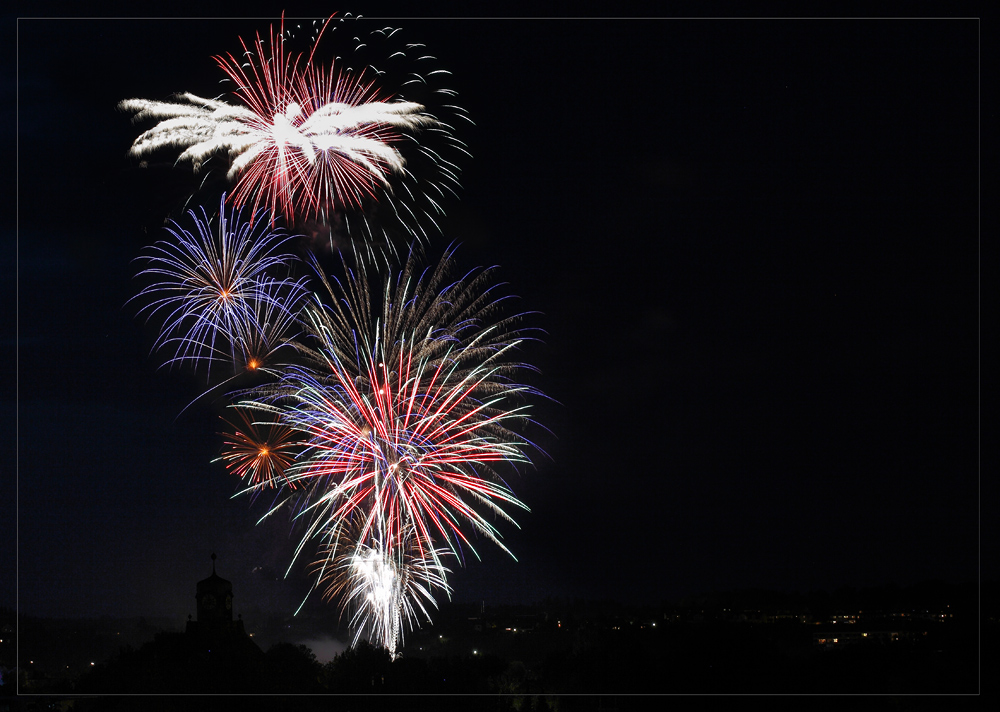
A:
[10,577,987,696]
[10,574,990,622]
[8,11,984,630]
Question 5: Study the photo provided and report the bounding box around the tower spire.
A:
[211,552,217,575]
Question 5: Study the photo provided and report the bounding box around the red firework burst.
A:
[218,407,303,489]
[214,17,433,223]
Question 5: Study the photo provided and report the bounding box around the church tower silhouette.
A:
[194,553,234,630]
[186,554,254,643]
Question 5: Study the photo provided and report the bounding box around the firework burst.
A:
[229,276,311,375]
[217,407,303,490]
[119,15,468,248]
[236,247,541,643]
[131,195,307,378]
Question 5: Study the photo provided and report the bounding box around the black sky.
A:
[9,11,984,623]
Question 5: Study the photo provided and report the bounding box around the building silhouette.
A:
[182,553,261,666]
[76,554,264,693]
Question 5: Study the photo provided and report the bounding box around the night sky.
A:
[8,11,984,625]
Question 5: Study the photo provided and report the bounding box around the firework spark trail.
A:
[131,195,307,379]
[229,248,542,647]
